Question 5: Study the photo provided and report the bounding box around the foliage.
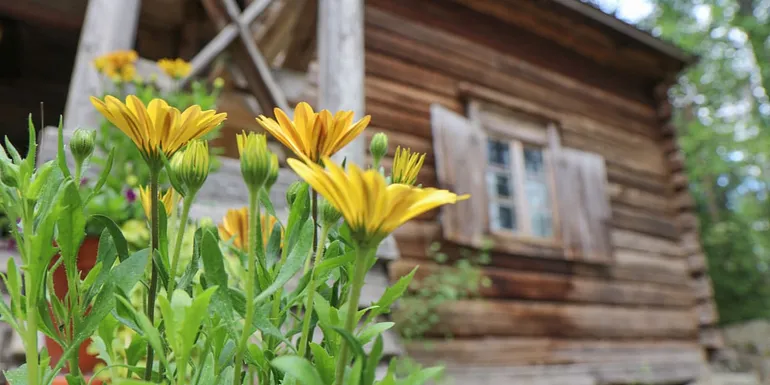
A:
[0,92,459,385]
[396,242,491,341]
[637,0,770,324]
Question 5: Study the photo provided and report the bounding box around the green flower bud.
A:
[286,181,305,207]
[369,132,388,165]
[264,153,279,192]
[213,77,225,89]
[177,140,210,194]
[319,198,342,227]
[69,129,96,165]
[237,132,271,193]
[0,162,19,187]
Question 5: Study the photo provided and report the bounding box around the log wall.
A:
[363,0,715,381]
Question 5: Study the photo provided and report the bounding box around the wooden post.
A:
[62,0,141,132]
[317,0,365,166]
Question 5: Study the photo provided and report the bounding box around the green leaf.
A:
[156,201,170,289]
[368,267,417,321]
[358,322,394,345]
[271,356,324,385]
[27,161,54,200]
[333,326,366,361]
[4,136,21,163]
[4,364,28,385]
[201,229,228,287]
[182,286,218,353]
[314,247,354,279]
[216,367,234,385]
[111,248,150,296]
[251,219,313,306]
[56,181,86,268]
[25,114,37,168]
[178,227,204,292]
[6,257,21,317]
[89,215,129,261]
[259,187,277,218]
[116,295,170,376]
[56,118,72,178]
[115,379,157,385]
[363,336,384,385]
[84,148,115,206]
[266,222,282,266]
[195,352,216,385]
[285,183,310,247]
[403,366,444,385]
[309,343,335,385]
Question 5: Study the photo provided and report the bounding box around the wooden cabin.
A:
[1,0,719,384]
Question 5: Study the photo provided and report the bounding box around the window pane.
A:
[487,139,510,167]
[523,147,545,175]
[489,202,516,231]
[531,211,553,238]
[525,178,553,238]
[487,171,513,198]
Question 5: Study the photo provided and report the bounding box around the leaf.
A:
[368,267,417,321]
[216,366,234,385]
[309,343,335,385]
[259,187,277,218]
[56,181,86,268]
[84,148,115,206]
[115,379,157,385]
[251,219,313,306]
[403,366,444,385]
[182,286,218,354]
[56,118,71,178]
[201,229,228,287]
[4,364,28,385]
[358,322,394,345]
[4,136,21,163]
[314,247,354,279]
[363,336,384,385]
[111,248,150,296]
[116,296,170,375]
[266,223,282,266]
[333,326,366,361]
[271,356,325,385]
[156,201,170,289]
[89,215,129,261]
[25,114,37,168]
[284,183,310,247]
[195,352,216,385]
[178,227,204,292]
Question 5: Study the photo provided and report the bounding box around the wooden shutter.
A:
[552,148,613,263]
[430,103,488,247]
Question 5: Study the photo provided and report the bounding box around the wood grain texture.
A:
[394,299,698,339]
[390,258,694,308]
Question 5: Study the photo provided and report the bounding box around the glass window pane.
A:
[489,202,516,231]
[487,139,510,167]
[523,147,545,175]
[531,211,553,238]
[525,179,550,211]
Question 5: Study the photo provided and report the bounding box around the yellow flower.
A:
[288,157,469,244]
[218,208,281,251]
[139,186,177,220]
[120,64,136,83]
[157,58,192,79]
[391,146,425,186]
[256,102,370,162]
[90,95,227,164]
[93,50,138,82]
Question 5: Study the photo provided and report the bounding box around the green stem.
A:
[144,170,160,381]
[234,190,260,385]
[334,246,371,385]
[176,354,187,385]
[20,204,39,385]
[298,224,331,357]
[168,194,194,295]
[74,163,82,187]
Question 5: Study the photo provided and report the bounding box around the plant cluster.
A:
[0,90,469,385]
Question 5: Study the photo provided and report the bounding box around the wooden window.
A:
[431,102,613,263]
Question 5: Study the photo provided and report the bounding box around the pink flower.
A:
[125,188,137,203]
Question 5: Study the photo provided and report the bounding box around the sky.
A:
[593,0,654,23]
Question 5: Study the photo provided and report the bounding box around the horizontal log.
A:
[366,75,462,115]
[562,131,667,177]
[367,101,433,138]
[404,337,704,367]
[672,191,697,211]
[699,327,725,349]
[610,229,682,258]
[688,253,708,274]
[677,212,700,231]
[607,182,671,216]
[390,258,694,307]
[611,206,679,240]
[696,301,718,326]
[671,172,690,191]
[395,299,698,339]
[365,51,458,97]
[668,150,685,172]
[679,231,702,256]
[614,248,689,279]
[606,163,668,195]
[691,275,714,301]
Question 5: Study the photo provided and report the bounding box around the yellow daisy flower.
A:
[391,146,426,186]
[256,102,370,163]
[288,157,469,244]
[157,58,192,79]
[90,95,227,164]
[139,186,177,220]
[218,208,281,251]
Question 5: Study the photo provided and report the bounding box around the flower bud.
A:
[264,153,279,192]
[213,77,225,89]
[0,162,19,187]
[70,129,96,165]
[319,198,342,227]
[286,181,305,207]
[177,140,210,194]
[370,132,388,165]
[236,132,271,193]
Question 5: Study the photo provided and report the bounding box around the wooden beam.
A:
[61,0,141,133]
[318,0,365,165]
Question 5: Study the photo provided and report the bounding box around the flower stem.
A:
[168,194,194,295]
[298,224,331,357]
[334,246,371,385]
[22,207,39,385]
[144,170,160,381]
[234,190,260,385]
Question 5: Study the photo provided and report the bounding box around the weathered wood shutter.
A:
[552,147,613,263]
[430,103,488,247]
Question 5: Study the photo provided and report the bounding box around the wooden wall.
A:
[364,0,715,380]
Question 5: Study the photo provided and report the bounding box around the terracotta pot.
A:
[45,236,103,374]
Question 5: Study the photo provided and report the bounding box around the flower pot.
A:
[45,236,103,374]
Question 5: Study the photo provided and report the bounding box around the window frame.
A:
[469,101,562,247]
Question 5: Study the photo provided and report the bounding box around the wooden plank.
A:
[366,76,462,116]
[614,248,689,279]
[606,163,669,196]
[692,275,714,301]
[318,0,366,166]
[688,253,708,274]
[0,0,85,30]
[366,51,458,97]
[607,182,671,216]
[611,206,679,241]
[696,301,718,326]
[390,258,694,307]
[367,102,433,138]
[395,299,698,339]
[404,337,704,367]
[610,229,682,258]
[282,0,318,71]
[61,0,141,133]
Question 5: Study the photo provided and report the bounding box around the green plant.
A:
[396,241,491,341]
[0,94,469,385]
